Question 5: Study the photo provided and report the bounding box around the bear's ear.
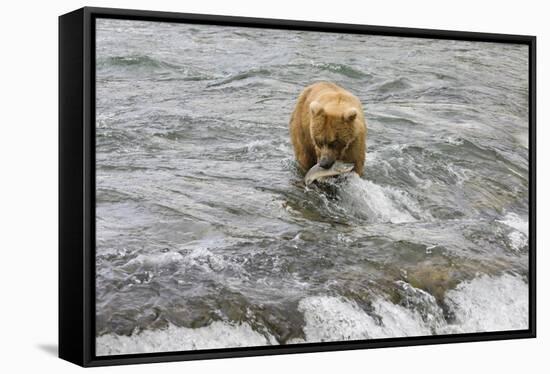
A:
[344,108,358,122]
[310,101,324,117]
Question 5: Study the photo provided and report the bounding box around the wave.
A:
[295,294,432,342]
[297,273,527,343]
[96,55,211,81]
[497,212,529,251]
[118,246,244,276]
[99,55,178,69]
[95,274,528,354]
[96,321,275,356]
[204,62,369,90]
[443,273,528,333]
[308,62,369,79]
[206,68,272,88]
[498,212,528,235]
[330,173,427,223]
[372,77,413,94]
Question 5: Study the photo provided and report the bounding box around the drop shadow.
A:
[37,344,58,357]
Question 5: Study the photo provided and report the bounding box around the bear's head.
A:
[309,99,359,169]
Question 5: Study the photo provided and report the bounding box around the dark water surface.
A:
[95,19,529,355]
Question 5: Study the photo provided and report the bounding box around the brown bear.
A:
[289,82,367,176]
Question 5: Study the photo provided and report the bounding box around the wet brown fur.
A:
[289,82,367,175]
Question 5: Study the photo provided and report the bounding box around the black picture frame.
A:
[59,6,537,367]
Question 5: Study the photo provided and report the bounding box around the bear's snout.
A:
[319,156,335,169]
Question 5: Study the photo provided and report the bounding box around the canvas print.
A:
[95,18,530,356]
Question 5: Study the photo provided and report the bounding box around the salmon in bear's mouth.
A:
[304,161,355,185]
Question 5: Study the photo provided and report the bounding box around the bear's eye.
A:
[328,140,340,148]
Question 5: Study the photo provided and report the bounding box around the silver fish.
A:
[304,161,355,186]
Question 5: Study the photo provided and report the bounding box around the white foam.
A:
[443,273,529,333]
[507,231,528,251]
[298,294,433,343]
[96,275,528,354]
[298,296,380,342]
[120,251,184,273]
[298,274,528,343]
[444,136,464,146]
[120,246,241,276]
[96,321,275,356]
[498,212,528,235]
[370,298,433,338]
[181,247,230,272]
[337,173,424,223]
[497,212,529,251]
[244,139,271,153]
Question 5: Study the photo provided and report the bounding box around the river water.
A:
[94,18,530,355]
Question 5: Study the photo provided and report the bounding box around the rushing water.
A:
[94,19,530,355]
